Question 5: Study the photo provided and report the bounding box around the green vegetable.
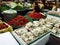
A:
[13,5,28,11]
[13,5,23,11]
[25,15,33,22]
[0,4,10,11]
[18,3,23,8]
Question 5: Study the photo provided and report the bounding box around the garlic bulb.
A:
[15,28,28,35]
[57,29,60,34]
[33,21,39,27]
[25,22,33,29]
[39,19,46,26]
[54,23,60,28]
[21,32,34,43]
[52,27,58,33]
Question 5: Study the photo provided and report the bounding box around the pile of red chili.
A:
[7,15,29,26]
[0,23,8,30]
[28,12,45,19]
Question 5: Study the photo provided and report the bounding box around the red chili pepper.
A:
[0,23,8,30]
[7,15,29,27]
[28,12,45,19]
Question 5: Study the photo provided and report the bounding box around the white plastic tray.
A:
[47,15,60,38]
[11,31,51,45]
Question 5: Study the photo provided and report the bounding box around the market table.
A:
[0,32,19,45]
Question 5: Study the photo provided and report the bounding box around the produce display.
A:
[7,15,29,27]
[12,18,53,44]
[6,2,17,8]
[12,3,30,11]
[38,17,60,37]
[51,22,60,38]
[0,2,32,13]
[6,2,26,9]
[0,4,10,12]
[0,20,8,30]
[0,22,13,33]
[28,12,45,19]
[23,2,32,9]
[0,1,60,45]
[47,10,60,16]
[13,27,49,44]
[0,23,8,30]
[11,16,60,44]
[2,9,17,14]
[2,9,17,22]
[13,5,24,11]
[52,22,60,34]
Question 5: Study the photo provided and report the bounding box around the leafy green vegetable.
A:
[13,5,29,11]
[25,15,33,22]
[0,4,10,11]
[13,5,24,11]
